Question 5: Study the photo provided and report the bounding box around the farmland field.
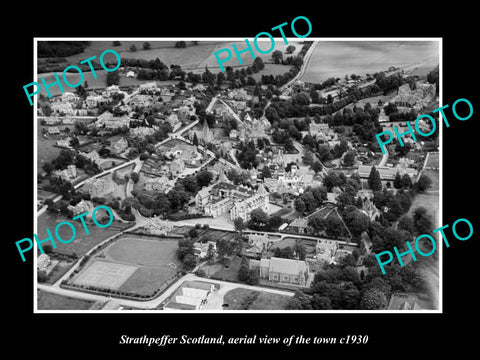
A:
[36,211,133,256]
[37,290,96,310]
[301,41,439,83]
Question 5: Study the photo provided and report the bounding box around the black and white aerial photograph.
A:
[6,7,477,357]
[34,39,440,312]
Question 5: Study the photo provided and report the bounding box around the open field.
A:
[210,256,242,282]
[223,287,291,310]
[106,237,179,266]
[37,133,62,171]
[273,237,297,249]
[37,211,133,256]
[37,289,96,310]
[408,193,440,228]
[301,41,439,83]
[422,169,439,191]
[74,260,138,289]
[89,235,181,295]
[198,229,236,242]
[425,152,439,168]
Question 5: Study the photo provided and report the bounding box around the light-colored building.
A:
[53,164,77,181]
[83,177,115,198]
[109,136,128,154]
[251,257,309,286]
[67,199,90,216]
[144,176,175,193]
[230,184,269,221]
[62,91,80,103]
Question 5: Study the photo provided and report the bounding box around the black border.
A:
[6,6,478,356]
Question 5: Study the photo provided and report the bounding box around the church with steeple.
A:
[190,119,214,145]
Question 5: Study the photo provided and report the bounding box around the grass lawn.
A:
[422,169,439,191]
[105,237,179,266]
[37,211,133,257]
[37,135,62,171]
[98,235,181,295]
[210,256,242,282]
[119,266,176,296]
[272,237,297,249]
[425,152,439,168]
[199,229,236,242]
[223,288,291,310]
[43,259,76,285]
[37,289,95,310]
[408,193,440,228]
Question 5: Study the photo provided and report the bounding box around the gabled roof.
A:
[268,257,308,275]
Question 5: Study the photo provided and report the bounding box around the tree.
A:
[183,253,197,271]
[310,294,333,310]
[261,166,272,179]
[196,170,213,188]
[345,210,370,237]
[188,228,199,238]
[302,151,314,166]
[414,174,432,193]
[393,172,402,189]
[143,42,151,50]
[129,44,137,52]
[217,239,236,259]
[206,243,215,262]
[271,50,283,64]
[360,288,387,310]
[324,215,345,238]
[130,172,139,183]
[233,217,246,236]
[294,198,306,213]
[43,244,53,254]
[413,207,433,234]
[113,41,121,46]
[311,161,323,174]
[401,174,412,188]
[192,133,199,146]
[398,214,415,234]
[246,269,259,285]
[285,45,296,54]
[343,151,356,167]
[368,166,382,192]
[106,72,120,86]
[175,41,187,48]
[177,238,195,261]
[293,242,306,260]
[42,162,54,175]
[238,256,249,281]
[249,208,269,228]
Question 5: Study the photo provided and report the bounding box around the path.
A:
[378,147,389,167]
[280,41,318,93]
[38,272,294,311]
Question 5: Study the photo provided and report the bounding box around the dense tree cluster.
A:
[177,238,197,271]
[372,188,412,223]
[294,186,327,214]
[130,170,214,217]
[42,149,100,178]
[236,140,259,169]
[38,41,90,58]
[246,208,283,232]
